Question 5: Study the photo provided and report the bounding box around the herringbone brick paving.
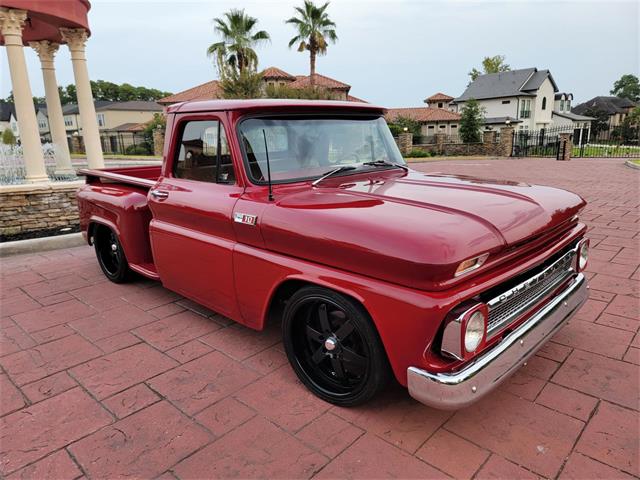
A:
[0,157,638,479]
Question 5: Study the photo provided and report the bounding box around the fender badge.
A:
[234,212,257,226]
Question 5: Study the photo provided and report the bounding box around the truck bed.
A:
[78,165,161,189]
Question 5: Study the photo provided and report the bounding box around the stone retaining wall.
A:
[0,181,83,241]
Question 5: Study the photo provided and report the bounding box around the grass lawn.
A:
[627,159,640,166]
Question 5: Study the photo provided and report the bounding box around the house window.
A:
[565,100,571,111]
[519,99,531,119]
[560,100,565,111]
[428,125,435,130]
[451,124,457,129]
[64,117,73,127]
[502,100,510,104]
[542,97,547,110]
[439,125,446,129]
[97,113,105,127]
[438,102,443,108]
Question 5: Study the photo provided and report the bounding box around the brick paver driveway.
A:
[1,157,638,479]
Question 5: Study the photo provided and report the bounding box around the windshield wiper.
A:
[312,165,357,186]
[362,160,409,171]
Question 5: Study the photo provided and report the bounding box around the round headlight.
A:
[578,240,589,271]
[464,311,486,353]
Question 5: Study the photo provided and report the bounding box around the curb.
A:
[624,160,640,170]
[0,232,86,258]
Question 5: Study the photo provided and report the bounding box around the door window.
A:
[174,120,235,183]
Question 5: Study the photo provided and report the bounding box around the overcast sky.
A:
[1,0,638,107]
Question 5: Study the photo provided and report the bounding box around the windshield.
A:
[238,116,405,183]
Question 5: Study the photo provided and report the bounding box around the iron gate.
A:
[512,128,562,158]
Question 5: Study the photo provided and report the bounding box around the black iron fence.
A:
[573,124,640,158]
[100,132,153,156]
[512,124,640,159]
[512,127,563,158]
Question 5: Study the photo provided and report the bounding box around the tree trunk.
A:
[310,49,316,86]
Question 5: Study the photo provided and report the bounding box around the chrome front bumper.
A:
[407,273,588,410]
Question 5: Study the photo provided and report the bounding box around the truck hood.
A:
[260,170,585,290]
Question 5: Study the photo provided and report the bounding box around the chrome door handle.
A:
[150,189,169,199]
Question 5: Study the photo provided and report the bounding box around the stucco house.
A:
[424,92,456,112]
[385,106,461,137]
[453,68,589,131]
[572,96,637,127]
[0,101,17,138]
[551,93,593,131]
[35,100,162,153]
[158,67,365,106]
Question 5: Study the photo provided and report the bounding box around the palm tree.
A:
[207,9,270,76]
[285,1,337,85]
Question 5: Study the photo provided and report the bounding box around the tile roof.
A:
[455,68,558,102]
[425,92,454,102]
[385,107,461,123]
[261,67,295,80]
[157,81,222,105]
[572,96,637,115]
[288,73,350,90]
[106,122,147,132]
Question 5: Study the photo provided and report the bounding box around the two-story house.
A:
[551,93,593,133]
[572,96,637,128]
[453,68,575,131]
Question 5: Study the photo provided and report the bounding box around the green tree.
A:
[584,107,610,136]
[64,85,77,104]
[610,74,640,102]
[459,99,485,143]
[1,128,16,145]
[469,55,511,81]
[286,0,337,85]
[207,9,270,76]
[220,69,264,99]
[386,116,421,137]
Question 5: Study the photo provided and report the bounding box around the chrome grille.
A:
[486,249,575,337]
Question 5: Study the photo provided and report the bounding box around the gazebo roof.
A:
[0,0,91,45]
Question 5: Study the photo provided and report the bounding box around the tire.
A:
[282,286,391,406]
[94,225,132,283]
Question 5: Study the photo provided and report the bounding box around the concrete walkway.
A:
[0,157,638,479]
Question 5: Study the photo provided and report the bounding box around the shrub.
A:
[2,128,16,145]
[125,143,152,155]
[406,148,432,158]
[264,83,341,100]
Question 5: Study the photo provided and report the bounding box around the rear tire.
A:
[282,286,391,407]
[94,225,132,283]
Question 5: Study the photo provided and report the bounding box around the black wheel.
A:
[282,286,391,406]
[94,225,132,283]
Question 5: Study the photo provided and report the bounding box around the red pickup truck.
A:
[77,99,589,409]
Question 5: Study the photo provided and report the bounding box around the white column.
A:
[60,28,104,169]
[0,8,48,182]
[29,40,74,175]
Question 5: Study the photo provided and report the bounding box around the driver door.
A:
[148,116,242,318]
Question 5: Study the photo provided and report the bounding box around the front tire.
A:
[94,225,132,283]
[282,286,391,406]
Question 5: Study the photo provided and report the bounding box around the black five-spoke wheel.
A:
[282,286,390,406]
[94,225,132,283]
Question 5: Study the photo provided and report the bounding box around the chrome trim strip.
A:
[407,273,588,410]
[485,246,577,337]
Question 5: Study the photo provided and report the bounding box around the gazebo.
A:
[0,0,104,182]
